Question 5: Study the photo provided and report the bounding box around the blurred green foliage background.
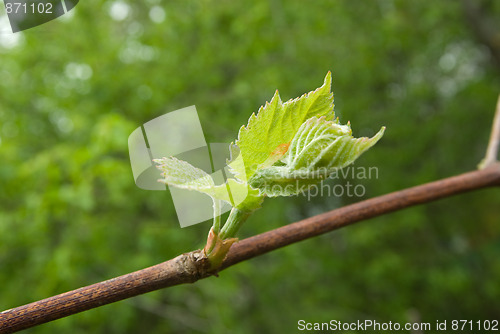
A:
[1,0,500,333]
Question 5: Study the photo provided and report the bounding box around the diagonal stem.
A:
[479,94,500,169]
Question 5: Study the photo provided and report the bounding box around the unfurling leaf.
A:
[285,117,385,171]
[154,156,263,211]
[248,117,385,197]
[154,157,215,191]
[154,156,232,204]
[229,72,335,182]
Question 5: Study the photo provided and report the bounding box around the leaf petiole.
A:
[219,207,253,240]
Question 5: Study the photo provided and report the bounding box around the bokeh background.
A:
[1,1,500,333]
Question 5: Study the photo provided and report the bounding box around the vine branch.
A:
[1,100,500,333]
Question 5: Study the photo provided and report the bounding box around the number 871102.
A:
[5,2,53,14]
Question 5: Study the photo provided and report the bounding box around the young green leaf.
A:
[154,156,263,212]
[248,117,385,197]
[229,72,335,182]
[285,117,385,171]
[154,156,232,204]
